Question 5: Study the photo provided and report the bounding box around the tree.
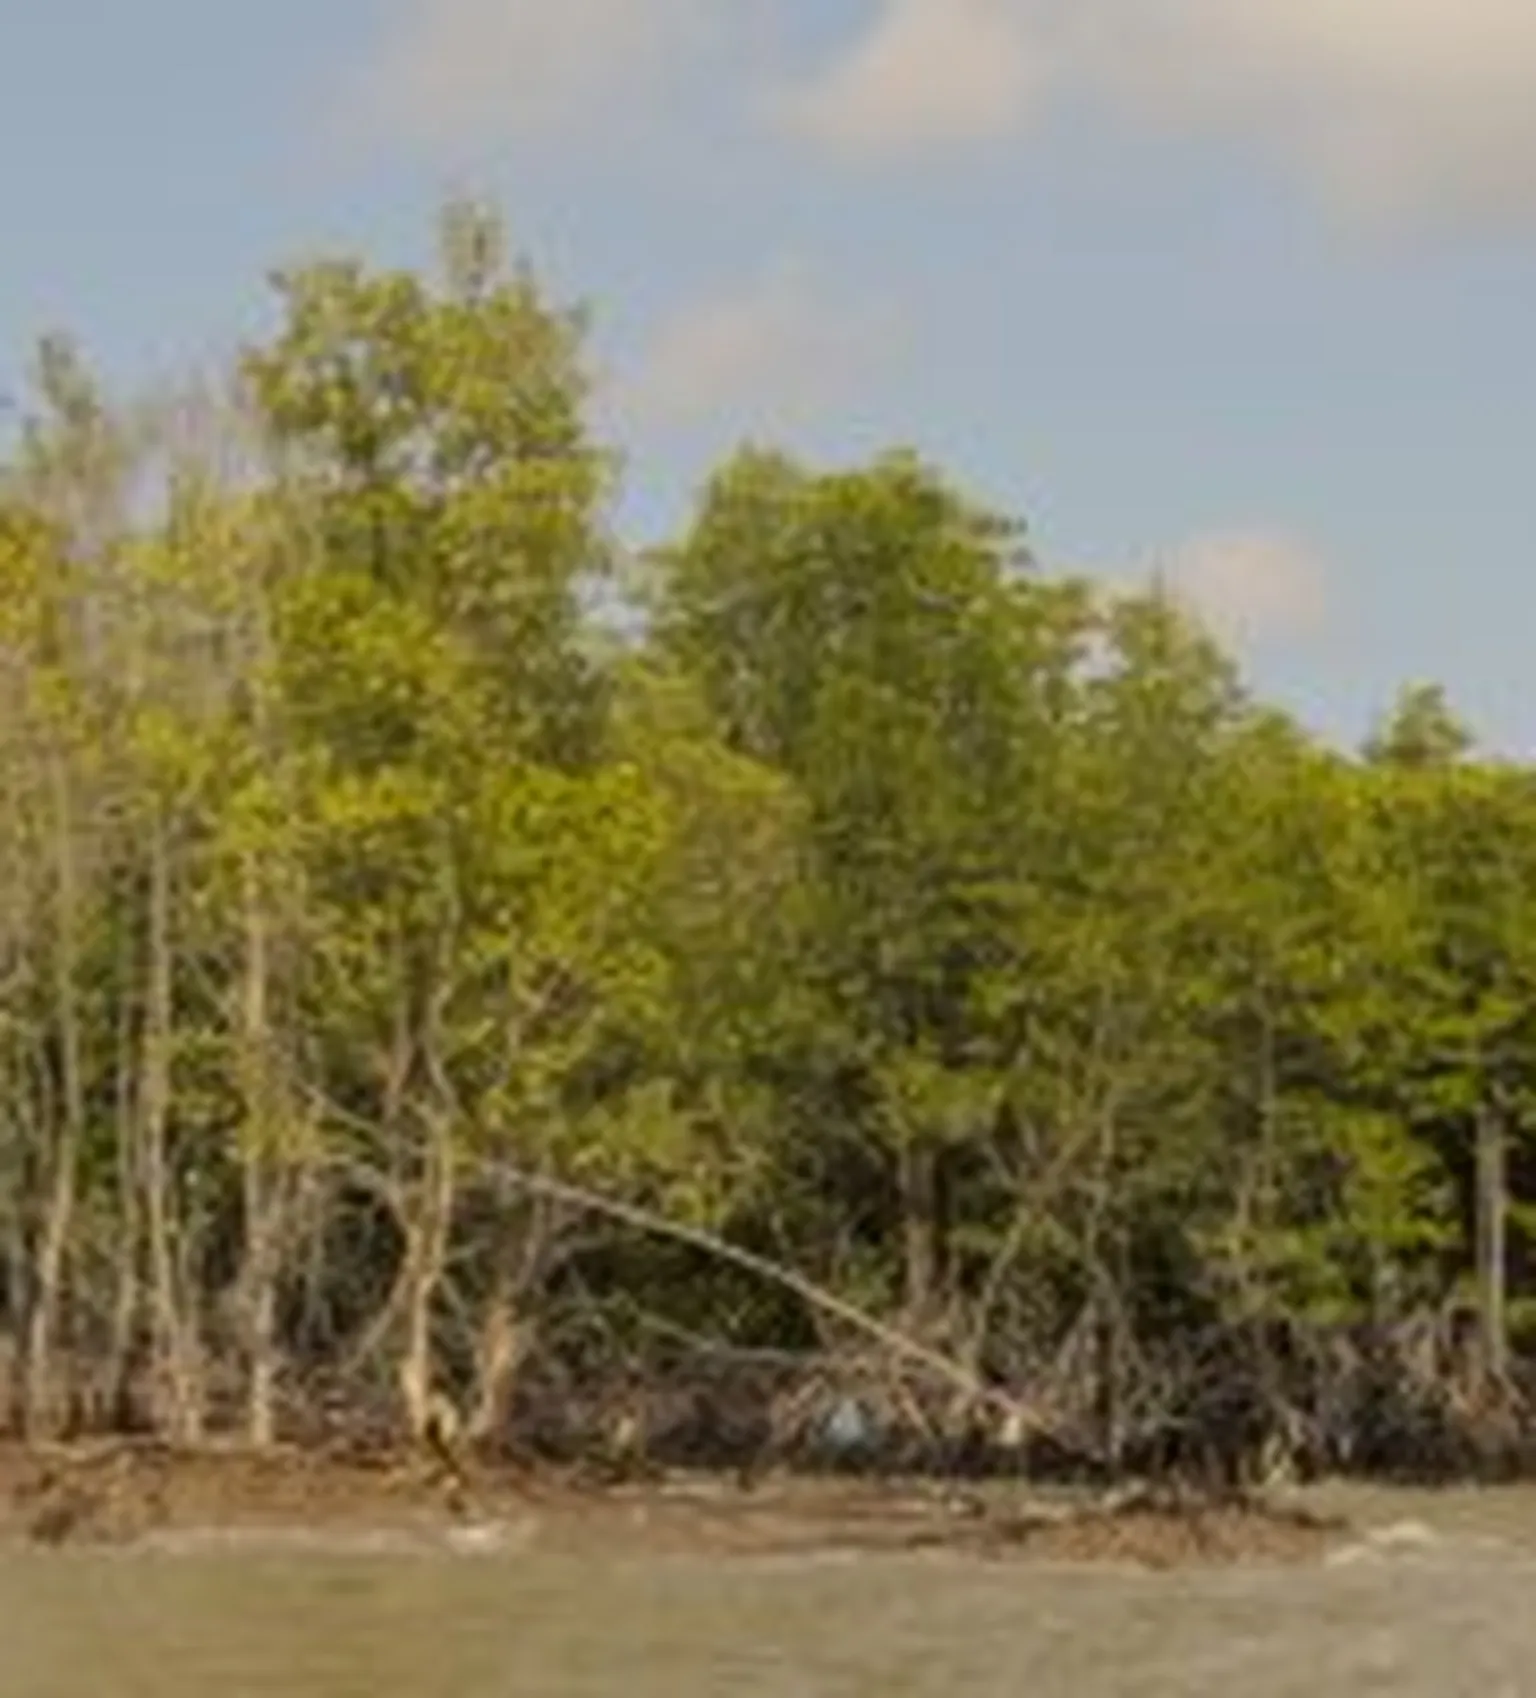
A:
[654,448,1087,1358]
[240,203,722,1437]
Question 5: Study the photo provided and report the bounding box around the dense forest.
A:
[0,202,1529,1484]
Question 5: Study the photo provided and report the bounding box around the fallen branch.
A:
[487,1161,1045,1436]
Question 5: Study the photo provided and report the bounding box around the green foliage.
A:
[0,201,1527,1453]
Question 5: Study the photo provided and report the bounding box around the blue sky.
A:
[4,0,1535,755]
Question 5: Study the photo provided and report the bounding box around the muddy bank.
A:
[0,1440,1350,1569]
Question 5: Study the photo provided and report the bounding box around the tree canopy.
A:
[0,202,1525,1481]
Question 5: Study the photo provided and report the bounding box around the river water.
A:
[5,1488,1536,1696]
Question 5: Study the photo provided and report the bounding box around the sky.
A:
[3,0,1535,755]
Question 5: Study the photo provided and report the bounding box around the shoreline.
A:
[0,1438,1355,1568]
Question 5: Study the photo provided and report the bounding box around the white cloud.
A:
[335,1,1536,229]
[778,0,1050,154]
[782,0,1536,228]
[1161,530,1330,647]
[615,262,907,435]
[339,0,718,149]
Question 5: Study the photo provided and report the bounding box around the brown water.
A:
[6,1488,1536,1696]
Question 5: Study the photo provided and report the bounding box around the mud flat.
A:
[0,1439,1350,1567]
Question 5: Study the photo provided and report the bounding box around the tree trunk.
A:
[1475,1101,1509,1389]
[397,1114,455,1442]
[466,1201,553,1445]
[143,814,202,1444]
[898,1143,938,1329]
[24,754,86,1438]
[466,1297,532,1447]
[105,962,144,1432]
[238,855,283,1449]
[246,1248,279,1449]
